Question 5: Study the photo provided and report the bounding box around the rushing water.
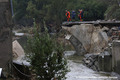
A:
[14,31,118,80]
[65,51,118,80]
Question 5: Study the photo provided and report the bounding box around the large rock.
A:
[13,40,25,60]
[62,24,108,54]
[12,40,30,66]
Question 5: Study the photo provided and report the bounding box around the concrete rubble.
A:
[65,51,118,80]
[13,40,30,66]
[13,40,25,60]
[82,42,112,72]
[63,24,108,55]
[63,22,120,77]
[83,53,99,71]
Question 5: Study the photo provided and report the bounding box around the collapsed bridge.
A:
[62,21,120,28]
[62,21,120,75]
[62,21,120,55]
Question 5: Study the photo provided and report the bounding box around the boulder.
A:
[12,40,30,66]
[12,40,25,60]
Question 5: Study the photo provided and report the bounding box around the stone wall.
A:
[0,0,12,71]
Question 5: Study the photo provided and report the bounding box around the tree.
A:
[26,20,68,80]
[26,0,67,30]
[104,0,120,20]
[13,0,109,27]
[13,0,29,20]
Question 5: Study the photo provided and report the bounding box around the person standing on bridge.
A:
[78,9,84,21]
[65,10,71,21]
[71,10,76,21]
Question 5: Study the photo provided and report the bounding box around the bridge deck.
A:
[62,21,120,27]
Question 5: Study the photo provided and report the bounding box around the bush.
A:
[104,4,119,20]
[26,21,68,80]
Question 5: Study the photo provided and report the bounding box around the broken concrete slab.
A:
[13,40,25,60]
[63,24,108,55]
[12,40,30,66]
[65,34,72,40]
[69,35,86,55]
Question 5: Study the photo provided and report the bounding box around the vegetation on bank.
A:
[13,0,120,29]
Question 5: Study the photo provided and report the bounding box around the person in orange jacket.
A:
[78,9,84,21]
[65,10,71,21]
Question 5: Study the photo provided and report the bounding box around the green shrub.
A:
[104,4,119,20]
[26,20,68,80]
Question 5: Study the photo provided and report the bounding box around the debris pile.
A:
[83,44,112,72]
[107,27,120,41]
[63,24,108,55]
[83,53,99,71]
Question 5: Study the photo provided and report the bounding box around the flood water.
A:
[14,31,118,80]
[65,51,118,80]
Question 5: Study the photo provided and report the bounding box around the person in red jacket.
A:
[65,10,71,21]
[78,9,84,21]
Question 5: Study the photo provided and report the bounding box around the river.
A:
[65,51,118,80]
[14,31,118,80]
